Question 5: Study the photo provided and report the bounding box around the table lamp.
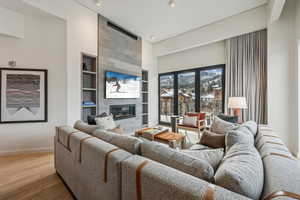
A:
[228,97,247,123]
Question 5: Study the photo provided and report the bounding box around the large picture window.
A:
[158,65,225,124]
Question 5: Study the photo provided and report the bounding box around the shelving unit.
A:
[142,70,149,127]
[81,53,98,122]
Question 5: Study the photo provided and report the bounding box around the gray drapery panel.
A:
[225,29,267,124]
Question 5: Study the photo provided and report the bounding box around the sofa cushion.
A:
[225,130,254,151]
[215,143,264,200]
[240,121,258,137]
[211,116,238,135]
[181,148,224,170]
[92,129,142,154]
[199,130,225,148]
[74,120,99,135]
[140,141,215,182]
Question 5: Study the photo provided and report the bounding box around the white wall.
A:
[0,11,67,155]
[0,6,24,38]
[157,41,225,73]
[142,40,158,126]
[267,0,298,155]
[154,6,267,57]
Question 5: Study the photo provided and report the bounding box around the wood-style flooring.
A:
[0,153,73,200]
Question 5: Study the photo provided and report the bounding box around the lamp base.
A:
[233,109,242,124]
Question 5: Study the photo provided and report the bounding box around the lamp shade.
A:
[228,97,247,109]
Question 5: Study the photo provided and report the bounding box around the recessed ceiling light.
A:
[169,0,175,8]
[95,0,101,7]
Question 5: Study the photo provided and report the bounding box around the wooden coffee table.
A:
[135,128,186,149]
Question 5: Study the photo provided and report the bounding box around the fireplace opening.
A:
[110,104,136,120]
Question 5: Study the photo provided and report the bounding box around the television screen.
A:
[105,71,141,99]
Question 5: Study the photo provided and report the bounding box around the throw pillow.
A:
[140,141,215,182]
[215,143,264,200]
[181,148,224,170]
[182,116,198,127]
[199,130,225,149]
[225,129,254,151]
[210,116,238,135]
[95,115,117,130]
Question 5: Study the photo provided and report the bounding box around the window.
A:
[159,74,174,123]
[159,65,225,124]
[178,71,196,116]
[199,68,224,114]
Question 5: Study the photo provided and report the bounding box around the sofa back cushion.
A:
[240,121,258,137]
[74,120,99,135]
[211,116,238,134]
[140,141,214,182]
[215,143,264,200]
[92,129,142,154]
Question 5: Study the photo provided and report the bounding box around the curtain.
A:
[225,29,267,124]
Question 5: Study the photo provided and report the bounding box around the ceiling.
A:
[76,0,268,43]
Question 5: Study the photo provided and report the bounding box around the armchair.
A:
[176,112,206,139]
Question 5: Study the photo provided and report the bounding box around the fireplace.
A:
[110,104,136,120]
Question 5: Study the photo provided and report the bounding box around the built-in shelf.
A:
[142,70,149,127]
[83,70,97,75]
[82,105,97,108]
[81,53,98,122]
[83,88,97,91]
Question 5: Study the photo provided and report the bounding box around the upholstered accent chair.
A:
[176,112,206,139]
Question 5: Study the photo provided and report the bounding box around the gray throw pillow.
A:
[225,130,254,151]
[199,130,225,149]
[141,141,215,182]
[210,116,238,135]
[74,120,99,135]
[181,149,224,170]
[215,143,264,200]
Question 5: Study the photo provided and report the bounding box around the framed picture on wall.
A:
[0,68,48,123]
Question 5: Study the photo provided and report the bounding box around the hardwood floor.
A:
[0,153,74,200]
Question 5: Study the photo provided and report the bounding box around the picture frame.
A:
[0,68,48,123]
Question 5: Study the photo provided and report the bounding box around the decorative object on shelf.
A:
[8,60,17,68]
[228,97,247,124]
[0,68,48,123]
[82,63,87,71]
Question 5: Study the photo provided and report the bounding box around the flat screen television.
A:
[105,71,141,99]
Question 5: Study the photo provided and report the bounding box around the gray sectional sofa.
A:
[54,122,300,200]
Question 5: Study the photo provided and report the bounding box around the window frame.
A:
[158,64,225,125]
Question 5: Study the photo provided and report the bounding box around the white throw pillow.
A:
[95,115,117,130]
[182,116,198,127]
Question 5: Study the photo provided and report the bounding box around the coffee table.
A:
[135,128,186,149]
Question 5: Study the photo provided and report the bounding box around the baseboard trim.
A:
[0,147,53,156]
